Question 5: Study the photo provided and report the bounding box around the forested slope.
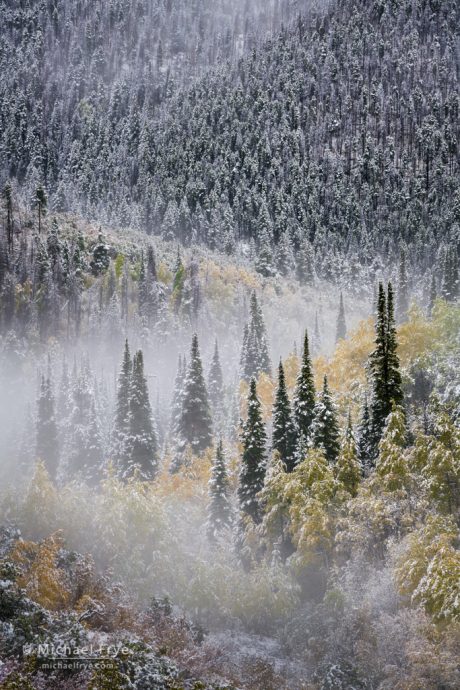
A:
[1,0,459,287]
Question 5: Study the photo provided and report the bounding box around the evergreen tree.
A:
[272,360,297,472]
[369,282,404,459]
[207,440,232,541]
[335,291,347,342]
[238,378,267,523]
[125,350,158,480]
[357,395,373,475]
[208,339,225,432]
[311,375,340,464]
[2,182,13,250]
[336,412,361,496]
[90,232,110,276]
[112,340,132,463]
[293,329,315,448]
[36,374,59,480]
[177,334,213,456]
[240,291,271,381]
[170,354,186,439]
[34,185,47,234]
[397,248,409,322]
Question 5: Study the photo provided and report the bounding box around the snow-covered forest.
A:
[0,1,459,689]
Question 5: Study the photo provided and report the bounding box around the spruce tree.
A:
[293,330,316,455]
[335,291,347,342]
[272,360,297,472]
[208,339,224,409]
[312,311,321,355]
[112,340,132,463]
[357,396,373,475]
[177,334,213,455]
[311,375,340,464]
[369,282,404,459]
[397,248,409,322]
[207,440,232,541]
[125,350,158,480]
[240,291,271,381]
[36,374,59,480]
[238,378,267,523]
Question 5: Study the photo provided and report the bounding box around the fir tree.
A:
[369,282,404,459]
[36,374,59,480]
[428,272,437,317]
[357,395,373,475]
[90,231,110,276]
[170,354,186,440]
[208,339,225,433]
[238,378,267,524]
[125,350,158,480]
[240,291,271,381]
[177,334,213,456]
[207,440,232,541]
[336,412,361,496]
[293,330,316,459]
[397,248,409,322]
[272,360,297,472]
[335,291,347,342]
[112,340,132,463]
[311,375,340,464]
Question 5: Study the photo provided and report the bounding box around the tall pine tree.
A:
[238,378,267,523]
[369,282,404,460]
[311,375,340,464]
[125,350,158,480]
[177,334,213,456]
[207,440,232,541]
[240,291,271,381]
[272,360,297,472]
[293,329,315,449]
[112,339,132,464]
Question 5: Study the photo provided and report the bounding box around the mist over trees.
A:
[0,1,459,689]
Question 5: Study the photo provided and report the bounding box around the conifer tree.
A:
[208,339,224,409]
[335,291,347,342]
[240,291,271,381]
[170,354,185,437]
[36,374,59,480]
[336,413,361,496]
[208,339,225,432]
[311,375,340,464]
[207,440,232,541]
[125,350,158,480]
[293,330,316,461]
[112,340,132,462]
[272,360,297,472]
[357,395,373,475]
[238,377,267,523]
[177,334,213,455]
[369,282,404,459]
[397,248,409,322]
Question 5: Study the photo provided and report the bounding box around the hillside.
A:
[1,0,459,288]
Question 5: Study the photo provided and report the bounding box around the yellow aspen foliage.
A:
[395,515,460,623]
[397,304,437,365]
[283,351,300,391]
[10,532,71,610]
